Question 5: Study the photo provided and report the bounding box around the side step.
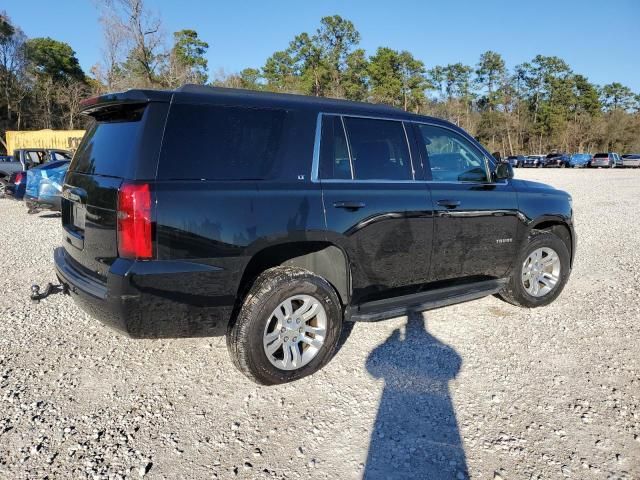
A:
[347,278,508,322]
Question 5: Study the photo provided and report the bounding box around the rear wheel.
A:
[0,178,7,197]
[227,266,343,385]
[499,230,571,308]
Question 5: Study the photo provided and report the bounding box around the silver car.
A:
[591,152,621,168]
[621,154,640,168]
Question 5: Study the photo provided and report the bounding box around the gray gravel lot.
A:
[1,169,639,479]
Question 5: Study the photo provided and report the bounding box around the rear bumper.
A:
[4,183,25,199]
[591,160,612,167]
[26,195,62,211]
[622,160,640,167]
[54,247,235,338]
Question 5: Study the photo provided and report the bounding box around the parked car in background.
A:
[542,153,571,168]
[621,154,640,168]
[0,148,72,195]
[569,153,592,168]
[4,170,27,199]
[24,160,71,213]
[0,148,72,196]
[522,155,545,167]
[591,152,621,168]
[506,155,526,168]
[0,156,20,196]
[0,155,13,162]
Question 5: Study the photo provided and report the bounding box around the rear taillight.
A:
[14,172,23,184]
[117,182,153,259]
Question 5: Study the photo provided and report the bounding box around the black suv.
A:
[541,153,571,168]
[52,86,576,385]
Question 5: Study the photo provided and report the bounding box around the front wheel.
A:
[227,266,343,385]
[498,230,571,308]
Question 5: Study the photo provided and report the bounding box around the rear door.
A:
[413,122,519,282]
[61,102,168,281]
[319,114,433,305]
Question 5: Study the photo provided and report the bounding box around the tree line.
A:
[1,1,639,155]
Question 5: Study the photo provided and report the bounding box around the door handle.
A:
[333,201,366,210]
[437,199,461,209]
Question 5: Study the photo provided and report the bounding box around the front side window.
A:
[343,117,412,181]
[417,124,488,182]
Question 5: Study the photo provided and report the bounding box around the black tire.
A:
[0,178,7,197]
[227,266,343,385]
[498,230,571,308]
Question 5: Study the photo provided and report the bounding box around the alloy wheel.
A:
[263,294,327,371]
[521,247,561,297]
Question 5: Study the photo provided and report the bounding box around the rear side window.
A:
[51,151,71,161]
[70,107,146,178]
[158,104,286,180]
[343,117,412,181]
[319,116,351,180]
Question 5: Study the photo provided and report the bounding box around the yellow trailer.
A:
[5,129,86,154]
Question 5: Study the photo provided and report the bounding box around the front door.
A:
[413,123,519,282]
[319,114,434,305]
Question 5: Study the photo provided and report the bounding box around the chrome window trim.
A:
[311,112,322,182]
[311,111,506,186]
[402,122,416,179]
[340,116,355,180]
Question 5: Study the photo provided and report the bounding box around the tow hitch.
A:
[30,283,68,303]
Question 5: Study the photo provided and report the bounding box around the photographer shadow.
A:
[364,311,468,479]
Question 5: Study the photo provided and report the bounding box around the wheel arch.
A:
[528,217,574,267]
[238,242,351,307]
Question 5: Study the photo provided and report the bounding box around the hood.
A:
[512,179,572,202]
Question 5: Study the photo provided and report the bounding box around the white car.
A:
[621,154,640,168]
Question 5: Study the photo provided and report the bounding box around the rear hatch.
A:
[61,94,170,282]
[592,153,609,165]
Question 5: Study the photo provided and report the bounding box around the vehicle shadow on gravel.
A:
[364,311,468,479]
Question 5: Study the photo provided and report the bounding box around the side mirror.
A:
[494,162,513,181]
[492,151,502,162]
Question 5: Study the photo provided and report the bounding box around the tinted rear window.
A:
[70,107,145,178]
[593,153,609,158]
[158,104,287,180]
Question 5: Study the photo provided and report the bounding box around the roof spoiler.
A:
[80,89,173,116]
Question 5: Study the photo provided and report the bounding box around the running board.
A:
[347,278,508,322]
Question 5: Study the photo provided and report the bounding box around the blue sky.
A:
[4,0,640,92]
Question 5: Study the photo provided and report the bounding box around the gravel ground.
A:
[1,168,639,480]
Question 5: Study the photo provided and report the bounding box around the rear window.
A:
[158,104,287,180]
[594,153,609,158]
[70,106,146,178]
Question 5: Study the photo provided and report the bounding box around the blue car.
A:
[569,153,592,168]
[24,160,70,213]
